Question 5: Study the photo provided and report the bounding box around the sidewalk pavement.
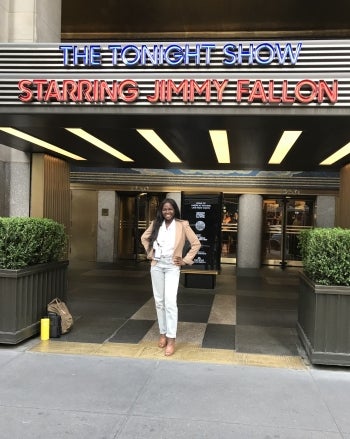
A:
[0,337,350,439]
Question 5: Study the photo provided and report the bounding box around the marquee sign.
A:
[0,40,349,108]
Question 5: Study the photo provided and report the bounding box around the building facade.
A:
[1,0,350,270]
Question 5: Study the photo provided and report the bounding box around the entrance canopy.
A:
[0,113,349,172]
[0,40,350,171]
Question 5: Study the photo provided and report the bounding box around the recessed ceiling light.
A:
[268,131,302,164]
[0,127,86,161]
[65,128,133,162]
[136,129,182,163]
[209,130,230,163]
[320,142,350,165]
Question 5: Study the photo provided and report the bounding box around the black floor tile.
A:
[67,299,150,319]
[58,316,127,343]
[177,292,214,306]
[109,319,155,343]
[236,295,297,310]
[235,325,299,355]
[178,304,211,323]
[236,307,297,328]
[202,324,235,350]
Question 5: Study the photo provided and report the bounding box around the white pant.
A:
[150,257,180,339]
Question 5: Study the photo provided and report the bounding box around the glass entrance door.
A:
[263,197,314,267]
[221,195,239,264]
[117,193,163,261]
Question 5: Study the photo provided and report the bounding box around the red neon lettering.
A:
[147,80,166,103]
[166,80,188,102]
[318,80,338,103]
[93,80,100,101]
[18,80,33,102]
[295,80,318,103]
[189,79,211,102]
[236,80,250,102]
[44,80,61,101]
[77,80,94,102]
[159,80,166,102]
[212,80,228,102]
[248,80,267,103]
[147,80,160,103]
[281,80,295,103]
[62,80,78,101]
[33,79,48,101]
[100,81,119,102]
[267,80,281,103]
[118,80,139,102]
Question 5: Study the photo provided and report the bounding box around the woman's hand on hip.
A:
[173,256,185,266]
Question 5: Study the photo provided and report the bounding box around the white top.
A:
[156,219,176,257]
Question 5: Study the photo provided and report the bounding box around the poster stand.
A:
[181,193,222,288]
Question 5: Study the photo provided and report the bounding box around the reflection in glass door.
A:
[117,193,163,261]
[135,194,161,261]
[263,197,314,267]
[221,195,239,264]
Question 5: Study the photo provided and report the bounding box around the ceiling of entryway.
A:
[1,112,349,171]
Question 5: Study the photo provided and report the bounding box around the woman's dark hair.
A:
[147,198,181,250]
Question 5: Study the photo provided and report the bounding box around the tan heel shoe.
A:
[165,338,175,356]
[158,334,167,348]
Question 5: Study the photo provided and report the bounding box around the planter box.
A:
[0,261,68,344]
[297,271,350,366]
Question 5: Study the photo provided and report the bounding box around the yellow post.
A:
[40,318,50,340]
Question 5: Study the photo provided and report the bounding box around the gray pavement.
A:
[1,338,350,438]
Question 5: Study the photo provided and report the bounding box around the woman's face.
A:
[162,202,175,222]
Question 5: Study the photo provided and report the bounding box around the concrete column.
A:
[1,0,62,217]
[315,196,336,228]
[97,191,116,262]
[339,163,350,228]
[0,145,30,217]
[8,0,61,43]
[0,0,10,42]
[237,194,263,269]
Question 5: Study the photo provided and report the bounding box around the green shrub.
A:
[298,227,350,286]
[0,217,67,269]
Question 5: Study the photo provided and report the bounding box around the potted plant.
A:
[297,227,350,366]
[0,217,68,344]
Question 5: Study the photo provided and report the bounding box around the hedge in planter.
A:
[0,217,68,344]
[297,227,350,366]
[298,227,350,286]
[0,217,66,269]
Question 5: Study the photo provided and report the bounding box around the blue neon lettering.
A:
[201,43,216,65]
[108,44,122,65]
[121,45,141,66]
[254,43,275,65]
[60,41,303,67]
[184,44,201,65]
[223,42,302,66]
[140,45,159,65]
[59,45,73,65]
[237,44,254,65]
[90,45,101,66]
[158,45,164,64]
[164,45,184,66]
[275,42,302,65]
[73,46,89,65]
[222,44,237,65]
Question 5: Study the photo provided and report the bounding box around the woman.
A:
[141,198,201,356]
